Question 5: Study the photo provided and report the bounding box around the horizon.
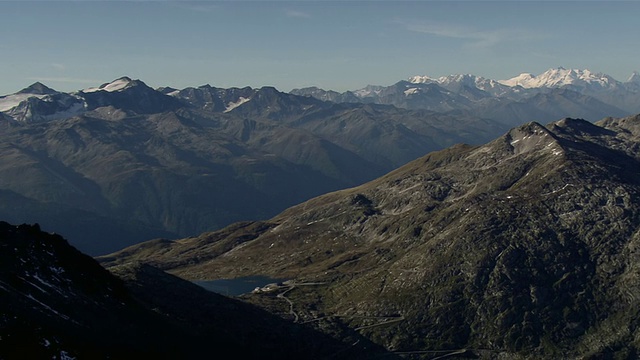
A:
[5,66,640,97]
[1,1,639,95]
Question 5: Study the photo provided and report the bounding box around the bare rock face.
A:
[103,115,640,358]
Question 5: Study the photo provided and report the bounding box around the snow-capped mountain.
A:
[408,73,518,99]
[0,82,59,112]
[625,71,640,92]
[409,67,640,102]
[492,67,640,113]
[79,77,183,114]
[0,77,185,123]
[0,93,49,113]
[0,83,86,123]
[3,68,637,125]
[294,67,640,121]
[499,67,619,90]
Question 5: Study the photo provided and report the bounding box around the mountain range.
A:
[0,77,503,254]
[102,113,640,358]
[292,67,640,125]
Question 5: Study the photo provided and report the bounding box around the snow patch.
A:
[224,96,251,113]
[542,183,573,196]
[353,87,384,98]
[32,273,58,290]
[83,78,132,93]
[25,294,70,320]
[306,219,324,226]
[404,88,419,96]
[24,279,49,294]
[50,266,65,275]
[60,351,76,360]
[0,94,48,112]
[34,101,86,122]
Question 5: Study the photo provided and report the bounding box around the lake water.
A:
[194,276,286,296]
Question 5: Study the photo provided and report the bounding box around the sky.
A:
[1,1,639,95]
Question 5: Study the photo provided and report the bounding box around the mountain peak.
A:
[82,76,138,93]
[503,121,562,155]
[408,73,478,85]
[17,82,58,95]
[407,75,436,84]
[498,67,616,89]
[627,71,640,83]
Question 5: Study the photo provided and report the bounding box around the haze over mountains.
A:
[293,67,640,125]
[0,76,503,254]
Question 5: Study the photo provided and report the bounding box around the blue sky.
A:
[1,1,639,95]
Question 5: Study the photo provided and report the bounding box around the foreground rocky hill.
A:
[0,221,393,359]
[103,114,640,358]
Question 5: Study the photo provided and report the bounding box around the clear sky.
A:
[1,1,639,95]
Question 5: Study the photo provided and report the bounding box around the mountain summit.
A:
[628,71,640,84]
[17,82,58,95]
[79,76,183,114]
[499,67,617,89]
[82,76,135,93]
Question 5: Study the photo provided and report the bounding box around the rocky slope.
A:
[0,221,393,359]
[102,114,640,358]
